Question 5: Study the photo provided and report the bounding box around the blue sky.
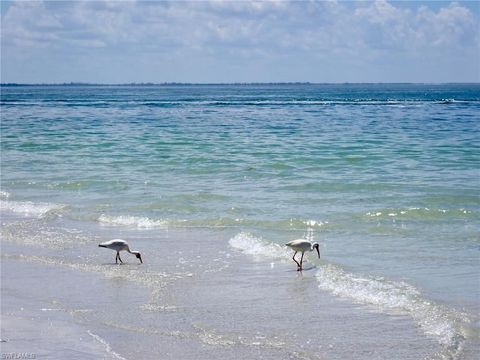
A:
[1,0,479,83]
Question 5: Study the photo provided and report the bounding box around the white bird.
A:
[98,239,143,264]
[285,239,320,271]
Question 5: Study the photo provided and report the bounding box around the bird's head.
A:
[312,243,320,258]
[135,252,143,264]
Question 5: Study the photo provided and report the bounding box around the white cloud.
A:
[3,1,477,51]
[416,2,477,47]
[1,0,478,82]
[353,0,478,51]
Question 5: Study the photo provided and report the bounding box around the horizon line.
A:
[1,81,479,87]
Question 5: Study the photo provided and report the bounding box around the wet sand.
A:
[0,217,450,360]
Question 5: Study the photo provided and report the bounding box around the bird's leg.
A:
[115,252,119,264]
[118,252,124,264]
[292,251,301,270]
[299,252,304,271]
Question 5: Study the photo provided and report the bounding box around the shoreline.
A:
[1,257,127,360]
[3,215,474,359]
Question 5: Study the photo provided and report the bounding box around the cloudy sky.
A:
[1,0,479,83]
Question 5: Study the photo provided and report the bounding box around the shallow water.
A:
[0,222,442,360]
[1,84,479,359]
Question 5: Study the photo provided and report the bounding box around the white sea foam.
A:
[2,221,93,249]
[98,214,170,228]
[228,232,291,259]
[229,232,468,358]
[301,219,327,227]
[0,191,10,199]
[316,264,467,358]
[2,252,190,316]
[0,200,66,218]
[87,330,127,360]
[365,207,474,219]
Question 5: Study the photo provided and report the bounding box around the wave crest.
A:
[228,232,291,259]
[365,207,476,220]
[0,200,66,218]
[98,214,172,228]
[0,191,10,199]
[227,232,469,357]
[97,214,327,231]
[316,264,468,357]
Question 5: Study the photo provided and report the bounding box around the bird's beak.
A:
[136,253,143,264]
[316,247,320,259]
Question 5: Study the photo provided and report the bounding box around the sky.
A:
[1,0,479,83]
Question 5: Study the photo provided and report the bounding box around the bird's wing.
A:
[285,239,308,247]
[99,239,127,247]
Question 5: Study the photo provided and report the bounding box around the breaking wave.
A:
[229,232,469,359]
[0,191,10,199]
[316,265,468,358]
[98,214,327,231]
[0,199,67,218]
[364,207,476,220]
[228,232,291,259]
[98,214,172,228]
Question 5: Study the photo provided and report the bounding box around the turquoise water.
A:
[1,84,479,358]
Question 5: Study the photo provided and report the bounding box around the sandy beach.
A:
[3,214,476,360]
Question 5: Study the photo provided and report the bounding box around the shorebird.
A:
[285,239,320,271]
[98,239,143,264]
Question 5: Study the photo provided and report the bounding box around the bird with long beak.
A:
[285,239,320,271]
[98,239,143,264]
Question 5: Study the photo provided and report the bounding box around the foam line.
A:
[87,330,128,360]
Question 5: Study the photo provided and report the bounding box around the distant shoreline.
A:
[1,82,479,87]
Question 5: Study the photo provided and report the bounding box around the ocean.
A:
[1,84,479,359]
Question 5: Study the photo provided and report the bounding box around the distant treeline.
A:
[2,82,477,87]
[1,82,313,87]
